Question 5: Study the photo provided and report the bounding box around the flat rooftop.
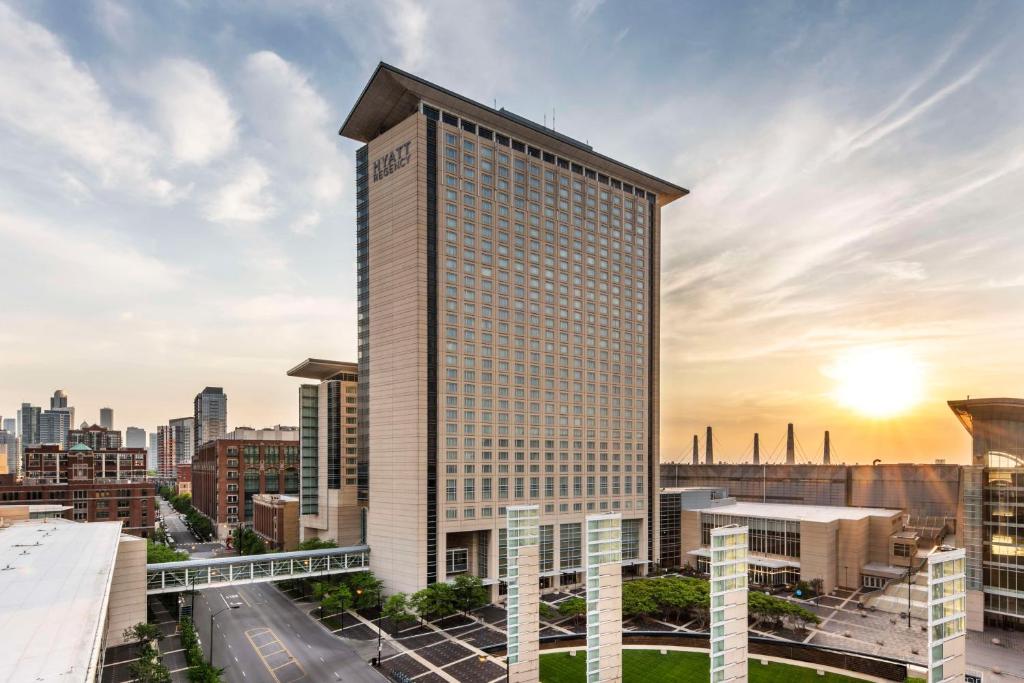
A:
[286,357,357,381]
[340,62,688,205]
[692,500,901,523]
[0,518,124,683]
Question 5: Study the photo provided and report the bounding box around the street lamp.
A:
[478,654,510,683]
[375,592,383,667]
[210,603,240,669]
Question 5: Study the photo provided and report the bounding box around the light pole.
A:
[478,654,510,683]
[375,592,383,667]
[209,603,240,669]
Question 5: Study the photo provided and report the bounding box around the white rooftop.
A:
[692,500,901,522]
[0,518,124,683]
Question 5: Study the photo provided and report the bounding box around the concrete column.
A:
[692,435,699,465]
[752,434,759,465]
[507,505,540,683]
[710,524,748,683]
[823,431,831,465]
[586,513,622,683]
[705,426,713,465]
[927,546,967,683]
[785,423,795,465]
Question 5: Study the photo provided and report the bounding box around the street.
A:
[191,583,385,683]
[158,498,224,558]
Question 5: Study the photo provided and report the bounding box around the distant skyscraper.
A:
[100,407,114,430]
[148,432,159,473]
[0,428,17,476]
[19,403,40,448]
[193,387,227,453]
[3,417,15,434]
[169,416,194,466]
[157,425,174,477]
[50,389,68,410]
[126,426,146,449]
[39,409,73,448]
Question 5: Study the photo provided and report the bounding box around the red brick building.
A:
[192,430,299,539]
[24,444,147,483]
[0,481,155,536]
[252,494,300,551]
[0,444,156,537]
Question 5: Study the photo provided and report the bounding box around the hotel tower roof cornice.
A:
[339,62,689,206]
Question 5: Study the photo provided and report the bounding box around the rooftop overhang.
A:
[947,397,1024,436]
[286,358,357,381]
[340,62,689,207]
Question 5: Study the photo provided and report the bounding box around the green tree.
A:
[539,602,559,621]
[622,579,658,620]
[147,539,189,563]
[382,593,416,632]
[451,574,488,614]
[129,644,171,683]
[558,597,586,625]
[298,537,338,551]
[232,528,267,556]
[410,582,457,620]
[345,571,383,609]
[322,584,352,617]
[124,621,163,643]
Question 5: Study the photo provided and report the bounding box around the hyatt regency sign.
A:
[372,142,412,182]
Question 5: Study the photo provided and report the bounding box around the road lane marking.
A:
[243,627,306,683]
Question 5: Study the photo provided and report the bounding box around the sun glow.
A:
[825,347,925,418]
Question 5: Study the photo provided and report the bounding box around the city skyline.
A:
[3,1,1023,464]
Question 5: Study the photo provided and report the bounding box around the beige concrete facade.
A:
[926,546,966,683]
[682,502,902,591]
[344,64,685,595]
[105,533,147,645]
[586,514,623,682]
[509,544,540,682]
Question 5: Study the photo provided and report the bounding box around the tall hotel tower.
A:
[341,63,688,594]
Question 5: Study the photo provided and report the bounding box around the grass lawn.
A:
[540,650,881,682]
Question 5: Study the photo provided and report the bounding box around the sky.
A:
[2,0,1022,465]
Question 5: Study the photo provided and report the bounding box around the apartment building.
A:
[191,429,300,539]
[252,493,300,551]
[69,424,123,450]
[340,63,687,594]
[194,386,228,452]
[286,359,364,546]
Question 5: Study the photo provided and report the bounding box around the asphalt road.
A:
[159,499,224,557]
[192,583,384,683]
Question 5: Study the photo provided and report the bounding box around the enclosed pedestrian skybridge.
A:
[146,545,370,594]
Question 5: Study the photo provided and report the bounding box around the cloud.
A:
[0,208,185,293]
[137,58,238,165]
[874,261,926,281]
[571,0,605,23]
[386,0,429,70]
[0,2,176,200]
[235,50,349,232]
[204,159,277,224]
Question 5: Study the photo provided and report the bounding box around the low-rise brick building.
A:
[0,444,156,537]
[252,494,300,551]
[0,480,155,536]
[192,428,300,539]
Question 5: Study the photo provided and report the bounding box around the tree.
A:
[124,621,163,643]
[411,582,457,620]
[345,571,383,609]
[382,593,417,633]
[558,597,586,625]
[321,585,351,617]
[233,528,267,556]
[539,602,559,621]
[451,574,489,614]
[622,579,658,620]
[129,645,171,683]
[298,537,338,551]
[809,577,824,597]
[147,539,189,563]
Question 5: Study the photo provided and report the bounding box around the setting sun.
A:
[824,347,925,418]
